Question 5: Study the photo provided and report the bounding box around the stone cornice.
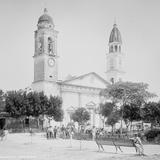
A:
[32,80,57,84]
[59,83,103,95]
[33,53,58,58]
[106,52,124,56]
[105,69,125,74]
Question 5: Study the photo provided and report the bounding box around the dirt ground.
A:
[0,133,160,160]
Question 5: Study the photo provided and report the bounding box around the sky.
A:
[0,0,160,99]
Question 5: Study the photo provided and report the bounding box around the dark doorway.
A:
[25,118,29,128]
[0,118,5,129]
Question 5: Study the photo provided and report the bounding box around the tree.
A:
[38,92,49,114]
[71,107,90,126]
[25,92,42,117]
[100,81,156,135]
[122,103,142,131]
[25,91,48,128]
[5,90,64,123]
[0,89,5,112]
[46,96,63,122]
[5,90,25,118]
[101,82,156,106]
[142,102,160,129]
[100,102,114,118]
[106,111,120,134]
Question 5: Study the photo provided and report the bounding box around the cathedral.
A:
[31,9,125,127]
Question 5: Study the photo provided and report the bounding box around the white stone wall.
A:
[32,81,60,97]
[60,85,103,127]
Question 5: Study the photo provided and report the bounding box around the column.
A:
[78,93,82,108]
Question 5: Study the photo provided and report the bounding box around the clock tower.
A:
[32,8,59,96]
[106,23,125,83]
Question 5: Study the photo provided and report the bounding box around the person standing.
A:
[92,126,96,141]
[69,126,74,147]
[133,133,144,155]
[61,125,65,139]
[47,126,53,139]
[53,126,57,139]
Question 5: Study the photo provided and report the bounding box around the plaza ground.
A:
[0,133,160,160]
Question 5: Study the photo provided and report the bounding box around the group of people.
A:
[46,125,75,139]
[46,125,144,156]
[91,126,144,156]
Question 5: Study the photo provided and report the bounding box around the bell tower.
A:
[106,23,125,83]
[32,8,59,96]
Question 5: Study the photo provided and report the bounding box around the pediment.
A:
[86,101,96,106]
[61,72,109,89]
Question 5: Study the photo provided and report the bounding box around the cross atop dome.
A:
[113,17,117,27]
[44,8,48,14]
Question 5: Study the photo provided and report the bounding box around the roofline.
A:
[58,82,106,90]
[60,72,110,85]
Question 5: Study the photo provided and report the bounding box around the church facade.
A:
[32,9,125,127]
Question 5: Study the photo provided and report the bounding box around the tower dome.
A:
[37,8,54,28]
[109,24,122,43]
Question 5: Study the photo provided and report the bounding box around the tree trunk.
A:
[42,119,44,131]
[103,118,105,129]
[120,117,123,135]
[37,117,39,128]
[111,125,114,135]
[23,119,25,132]
[120,105,124,136]
[125,122,130,136]
[151,123,154,130]
[130,121,132,134]
[41,115,44,131]
[141,121,144,131]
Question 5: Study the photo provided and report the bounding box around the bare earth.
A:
[0,133,160,160]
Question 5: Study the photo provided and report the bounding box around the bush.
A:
[154,134,160,144]
[144,129,160,141]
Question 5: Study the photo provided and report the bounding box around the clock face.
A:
[48,58,55,67]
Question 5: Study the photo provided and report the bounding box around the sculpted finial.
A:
[44,8,48,14]
[113,17,117,27]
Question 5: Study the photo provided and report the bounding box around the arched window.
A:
[37,37,43,54]
[115,45,117,52]
[48,37,53,54]
[110,46,113,52]
[119,46,121,52]
[110,78,114,84]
